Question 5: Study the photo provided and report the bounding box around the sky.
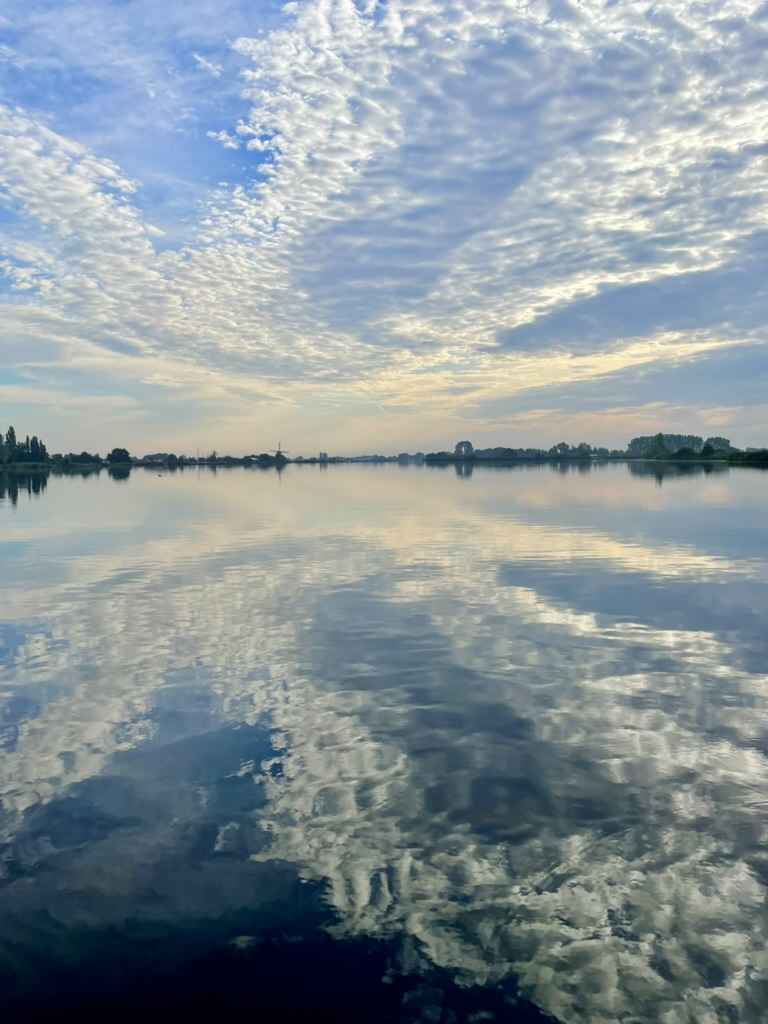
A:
[1,0,767,456]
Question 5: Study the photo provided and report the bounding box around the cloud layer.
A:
[1,0,767,451]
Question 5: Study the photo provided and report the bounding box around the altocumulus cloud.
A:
[0,0,767,450]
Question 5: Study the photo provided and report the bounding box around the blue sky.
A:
[1,0,767,455]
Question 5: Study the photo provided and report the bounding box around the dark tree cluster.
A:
[0,425,49,465]
[106,448,131,464]
[51,451,102,466]
[50,448,131,467]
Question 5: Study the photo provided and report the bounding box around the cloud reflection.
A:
[1,465,767,1022]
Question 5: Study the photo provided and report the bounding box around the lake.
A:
[1,462,767,1022]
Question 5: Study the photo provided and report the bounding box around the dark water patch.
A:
[0,926,558,1022]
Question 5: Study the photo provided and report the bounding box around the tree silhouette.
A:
[1,426,50,464]
[107,448,131,464]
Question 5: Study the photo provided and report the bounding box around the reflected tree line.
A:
[0,457,748,507]
[0,462,137,505]
[0,470,48,506]
[0,459,291,507]
[444,459,735,481]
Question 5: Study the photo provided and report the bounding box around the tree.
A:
[107,447,131,464]
[549,442,571,456]
[648,433,670,459]
[5,426,16,454]
[65,451,100,465]
[30,436,40,461]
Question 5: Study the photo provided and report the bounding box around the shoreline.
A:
[2,454,766,473]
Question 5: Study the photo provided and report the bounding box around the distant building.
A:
[319,452,328,462]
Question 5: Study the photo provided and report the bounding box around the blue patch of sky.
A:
[0,368,36,387]
[0,279,40,303]
[369,0,389,26]
[0,59,106,114]
[0,196,21,222]
[1,1,289,239]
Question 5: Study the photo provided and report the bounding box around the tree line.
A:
[0,425,135,467]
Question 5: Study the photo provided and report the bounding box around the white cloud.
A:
[1,0,767,448]
[206,128,240,149]
[193,51,223,77]
[0,42,19,63]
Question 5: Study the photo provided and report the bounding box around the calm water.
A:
[2,462,768,1022]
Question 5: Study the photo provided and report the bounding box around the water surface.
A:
[2,463,767,1022]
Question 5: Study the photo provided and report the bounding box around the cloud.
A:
[461,339,768,448]
[0,42,21,65]
[193,52,223,77]
[495,235,768,355]
[1,0,767,450]
[206,129,241,149]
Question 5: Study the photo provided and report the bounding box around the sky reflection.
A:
[1,464,767,1022]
